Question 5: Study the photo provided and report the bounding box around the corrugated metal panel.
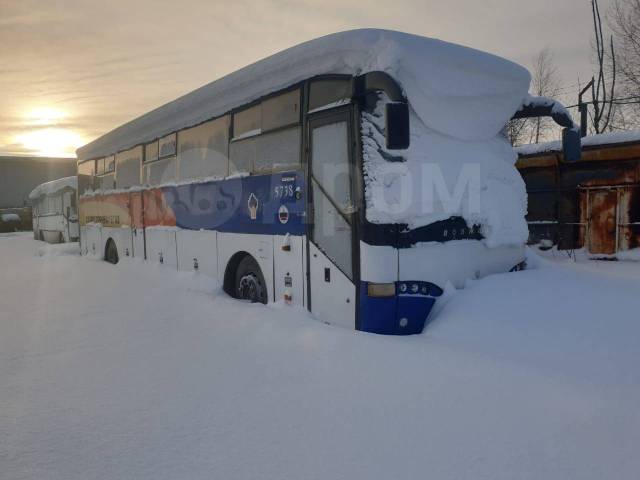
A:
[518,139,640,255]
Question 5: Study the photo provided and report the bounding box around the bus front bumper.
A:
[358,281,444,335]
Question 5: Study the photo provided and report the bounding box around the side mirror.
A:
[562,128,581,162]
[385,102,410,150]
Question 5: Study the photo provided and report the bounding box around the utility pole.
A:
[578,78,595,137]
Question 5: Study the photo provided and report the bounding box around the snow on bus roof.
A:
[515,130,640,156]
[29,176,77,200]
[77,29,531,161]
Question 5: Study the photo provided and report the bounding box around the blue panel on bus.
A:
[358,282,440,335]
[162,171,306,235]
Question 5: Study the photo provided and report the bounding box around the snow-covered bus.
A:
[76,29,579,335]
[30,176,79,243]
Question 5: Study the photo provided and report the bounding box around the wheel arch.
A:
[104,237,118,262]
[224,251,263,298]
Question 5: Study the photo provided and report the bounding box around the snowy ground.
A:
[1,232,640,480]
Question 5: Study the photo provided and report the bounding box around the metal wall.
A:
[517,140,640,255]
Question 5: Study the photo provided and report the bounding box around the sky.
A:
[0,0,614,157]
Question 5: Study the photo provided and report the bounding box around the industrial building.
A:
[0,155,76,209]
[516,131,640,257]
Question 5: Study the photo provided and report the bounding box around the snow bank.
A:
[28,176,77,200]
[77,29,530,161]
[516,129,640,156]
[2,232,640,480]
[36,241,80,258]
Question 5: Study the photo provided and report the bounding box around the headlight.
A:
[367,283,396,298]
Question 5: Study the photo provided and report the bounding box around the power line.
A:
[564,95,640,109]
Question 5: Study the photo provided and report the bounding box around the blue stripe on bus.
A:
[162,170,306,235]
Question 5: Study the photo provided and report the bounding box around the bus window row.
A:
[77,80,351,193]
[34,196,63,216]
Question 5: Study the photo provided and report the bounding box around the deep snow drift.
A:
[2,232,640,480]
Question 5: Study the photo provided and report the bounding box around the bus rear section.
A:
[29,176,79,243]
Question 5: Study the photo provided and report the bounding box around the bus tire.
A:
[105,239,119,264]
[234,255,267,304]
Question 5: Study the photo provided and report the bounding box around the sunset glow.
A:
[15,127,84,157]
[11,106,84,157]
[25,106,67,126]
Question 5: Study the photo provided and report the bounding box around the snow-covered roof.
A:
[77,29,531,161]
[516,130,640,156]
[28,176,77,200]
[1,213,21,223]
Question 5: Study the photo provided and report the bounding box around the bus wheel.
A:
[105,239,119,265]
[235,256,267,304]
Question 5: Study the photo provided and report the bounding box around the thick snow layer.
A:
[28,176,77,200]
[77,29,530,160]
[2,233,640,480]
[521,94,574,125]
[516,129,640,156]
[362,99,528,247]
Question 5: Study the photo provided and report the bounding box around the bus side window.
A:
[178,115,229,181]
[252,127,301,173]
[230,89,301,174]
[233,104,261,138]
[308,79,351,112]
[105,155,115,173]
[143,156,176,185]
[115,146,142,189]
[262,89,300,131]
[100,173,115,190]
[229,138,255,175]
[78,159,96,176]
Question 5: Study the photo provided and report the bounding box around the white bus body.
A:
[29,176,79,243]
[76,29,578,334]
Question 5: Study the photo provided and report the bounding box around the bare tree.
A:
[610,0,640,95]
[506,117,529,146]
[590,0,617,133]
[609,0,640,127]
[507,48,560,146]
[529,48,561,143]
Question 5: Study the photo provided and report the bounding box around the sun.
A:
[15,105,85,157]
[16,128,84,157]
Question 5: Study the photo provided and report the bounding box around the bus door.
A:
[129,191,146,259]
[62,190,79,241]
[307,108,358,329]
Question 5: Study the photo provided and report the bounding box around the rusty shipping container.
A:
[516,133,640,256]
